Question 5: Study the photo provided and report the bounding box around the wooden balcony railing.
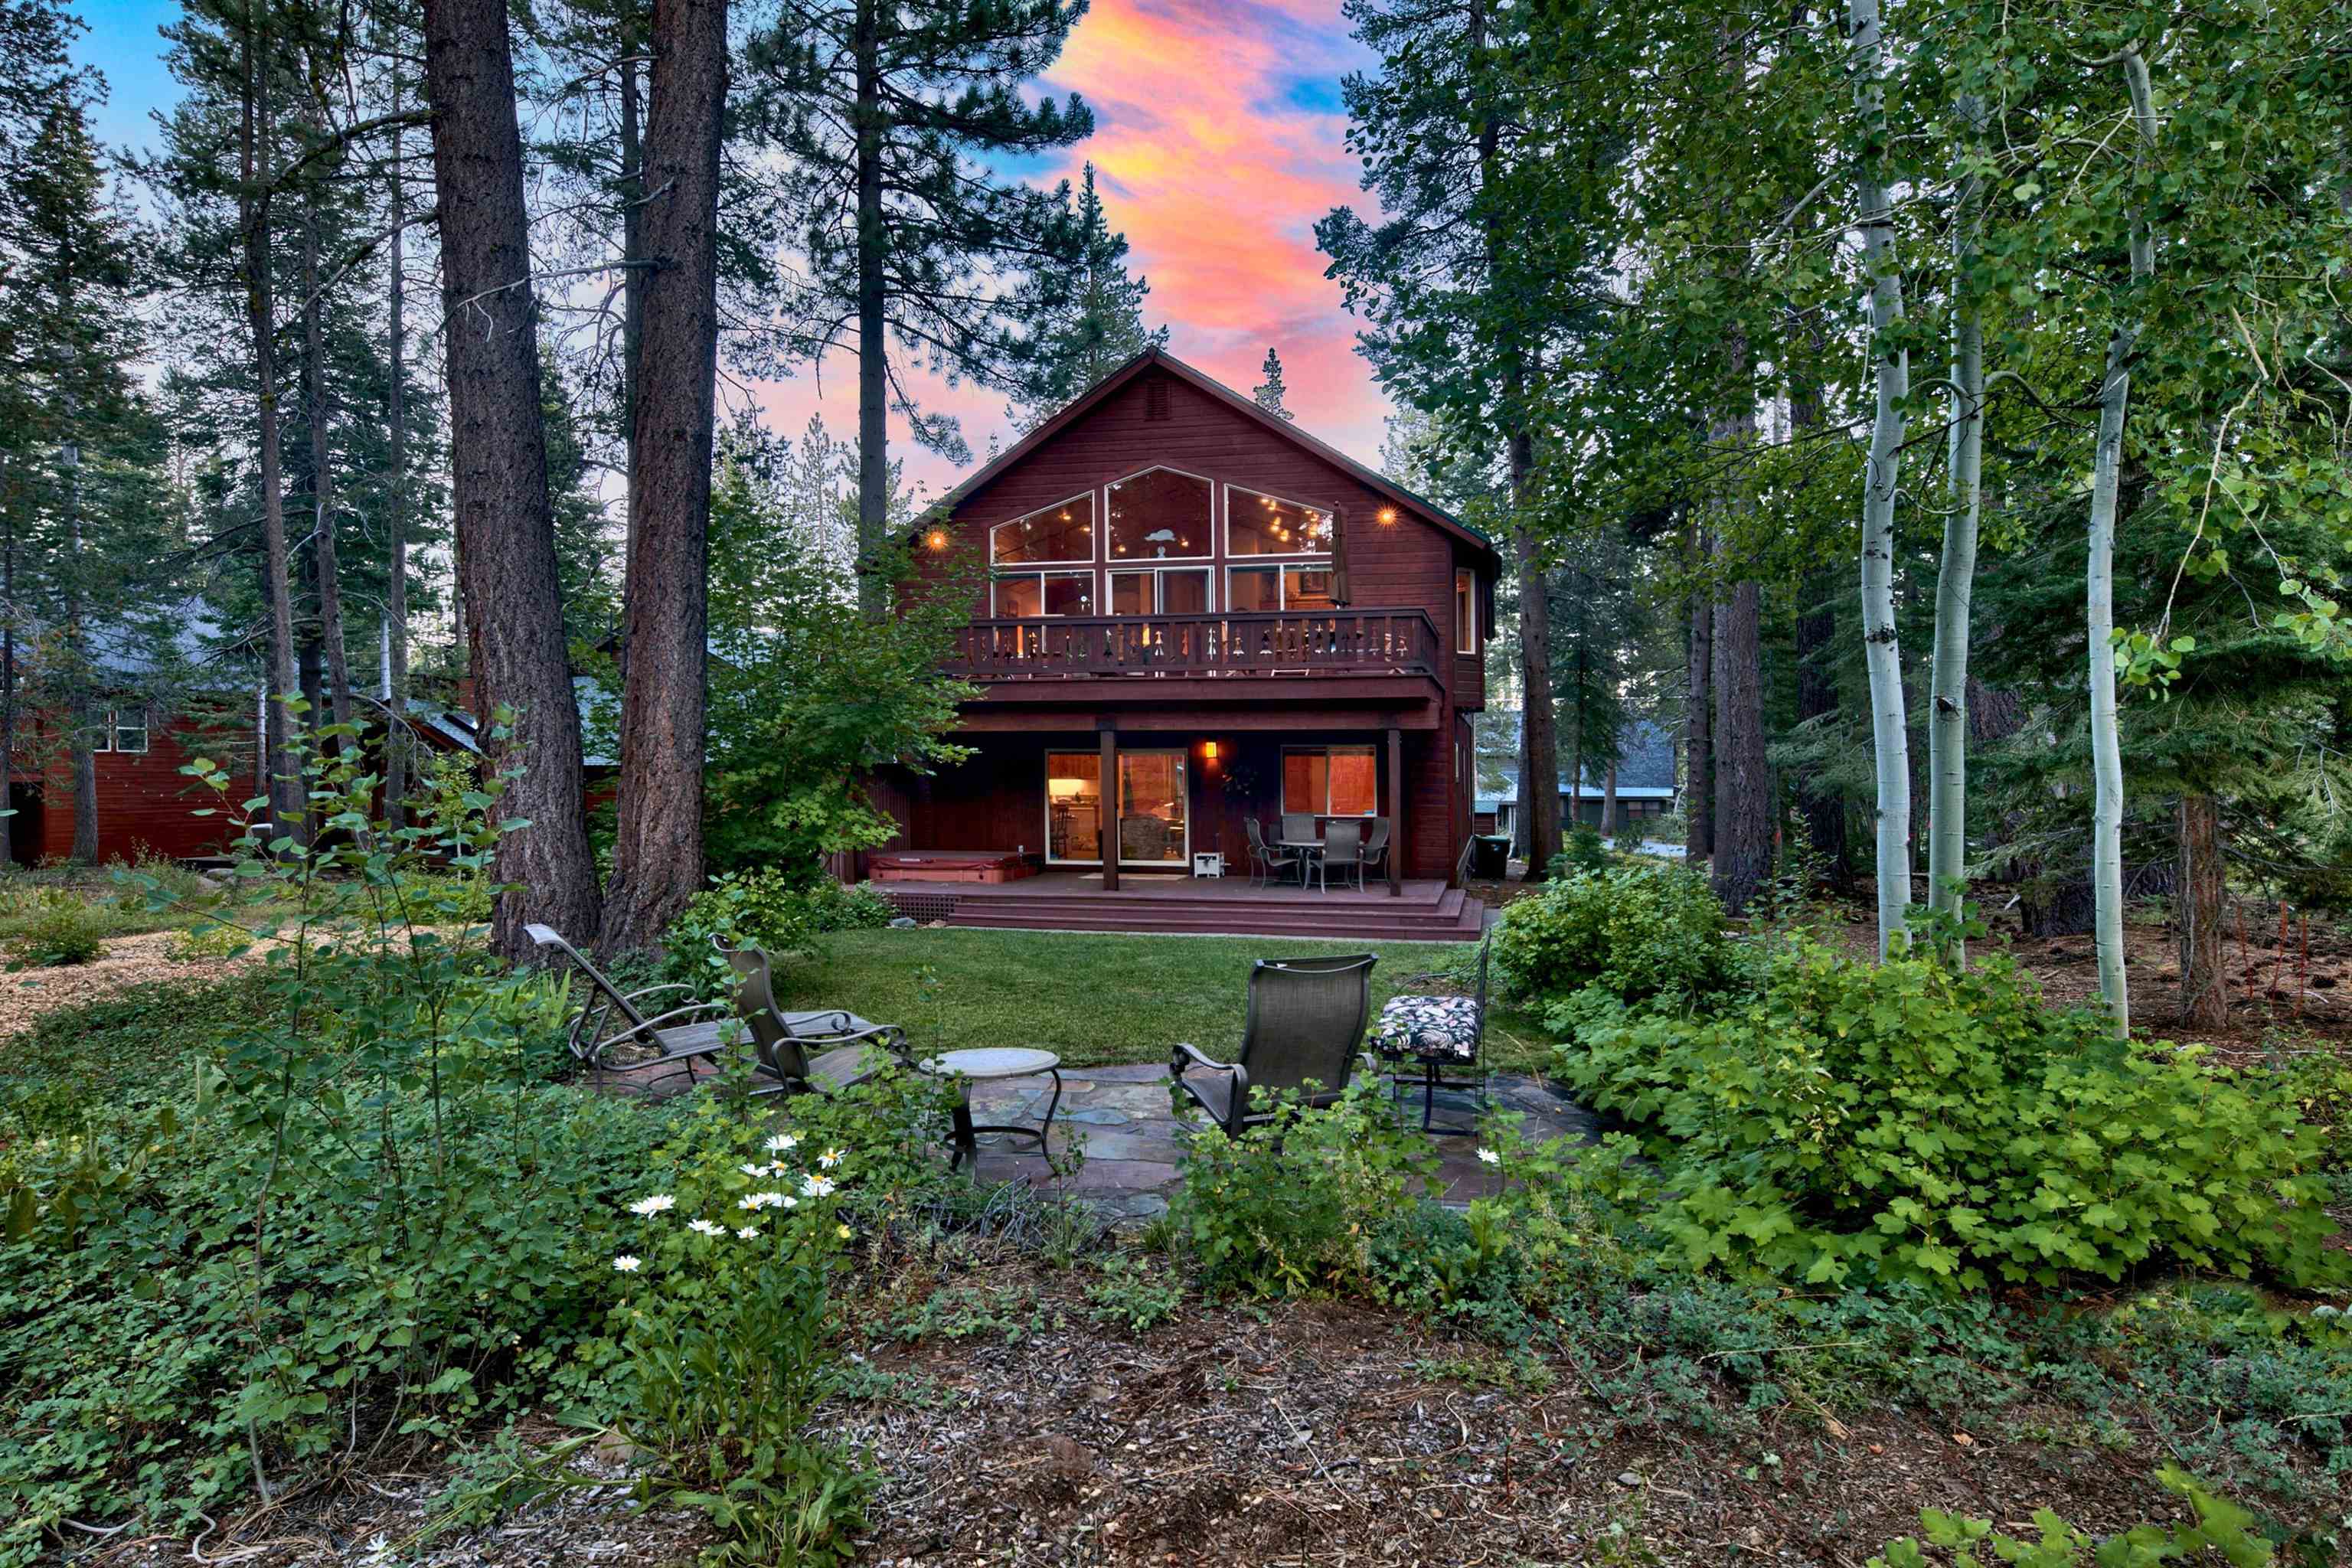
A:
[947,609,1444,681]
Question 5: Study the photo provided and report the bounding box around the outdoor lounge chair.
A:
[717,939,910,1097]
[1371,933,1491,1135]
[1170,953,1377,1137]
[1244,818,1303,888]
[529,923,738,1089]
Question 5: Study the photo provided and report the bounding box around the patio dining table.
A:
[1276,837,1325,889]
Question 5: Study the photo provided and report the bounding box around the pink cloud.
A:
[744,0,1393,495]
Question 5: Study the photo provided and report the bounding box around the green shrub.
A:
[1559,936,2345,1291]
[166,921,251,963]
[7,892,108,966]
[1547,824,1612,877]
[1491,861,1733,1006]
[662,869,895,987]
[1168,1075,1441,1298]
[1873,1468,2278,1566]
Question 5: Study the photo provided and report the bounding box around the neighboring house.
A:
[865,347,1501,916]
[1474,717,1680,837]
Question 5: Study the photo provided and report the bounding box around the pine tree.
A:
[743,0,1093,616]
[1252,348,1293,421]
[1002,165,1165,431]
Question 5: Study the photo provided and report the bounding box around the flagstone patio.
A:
[954,1063,1599,1222]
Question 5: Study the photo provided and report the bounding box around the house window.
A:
[991,570,1095,617]
[989,493,1094,565]
[1108,567,1210,615]
[1455,569,1477,653]
[1105,467,1211,561]
[1227,563,1337,612]
[1282,744,1377,817]
[90,708,149,754]
[1226,486,1334,557]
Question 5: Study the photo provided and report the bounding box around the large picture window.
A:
[1282,745,1377,817]
[1227,563,1337,612]
[1108,567,1210,615]
[992,570,1094,617]
[990,494,1094,565]
[1226,486,1334,557]
[1106,467,1211,561]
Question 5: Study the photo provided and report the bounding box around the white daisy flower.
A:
[801,1174,838,1199]
[612,1255,642,1272]
[1476,1148,1501,1166]
[739,1162,769,1178]
[765,1133,799,1153]
[628,1194,677,1216]
[736,1226,760,1240]
[818,1147,844,1170]
[687,1219,724,1236]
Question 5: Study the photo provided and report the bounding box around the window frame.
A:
[1280,743,1379,818]
[1102,464,1215,566]
[988,490,1097,568]
[1454,567,1478,654]
[990,569,1096,619]
[1107,564,1214,616]
[1223,483,1337,560]
[113,708,150,755]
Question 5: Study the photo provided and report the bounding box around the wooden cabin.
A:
[865,349,1499,940]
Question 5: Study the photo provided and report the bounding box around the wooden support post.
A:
[1099,722,1119,891]
[1387,725,1404,897]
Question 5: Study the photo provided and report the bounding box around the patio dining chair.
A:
[1243,817,1304,889]
[1370,933,1492,1135]
[717,939,910,1098]
[1361,818,1393,880]
[528,923,736,1091]
[1318,818,1367,892]
[1171,953,1377,1138]
[1279,812,1318,846]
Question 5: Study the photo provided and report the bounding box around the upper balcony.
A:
[945,608,1444,683]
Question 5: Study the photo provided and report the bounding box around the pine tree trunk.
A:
[617,38,645,670]
[1928,90,1987,946]
[300,196,354,737]
[2088,49,2158,1037]
[1712,577,1769,914]
[61,399,96,864]
[239,7,304,841]
[2176,792,2227,1030]
[0,483,15,840]
[1511,427,1562,880]
[1685,543,1713,861]
[1851,0,1911,956]
[851,0,889,619]
[603,0,724,955]
[382,87,410,830]
[1600,760,1618,838]
[423,0,601,956]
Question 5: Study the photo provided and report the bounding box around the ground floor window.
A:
[1281,744,1376,817]
[92,708,149,754]
[1045,750,1189,866]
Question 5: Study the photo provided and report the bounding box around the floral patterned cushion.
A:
[1372,994,1481,1063]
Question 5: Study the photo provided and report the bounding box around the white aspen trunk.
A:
[1851,0,1912,956]
[2088,50,2159,1037]
[1928,91,1988,951]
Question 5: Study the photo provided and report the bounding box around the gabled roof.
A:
[925,347,1500,569]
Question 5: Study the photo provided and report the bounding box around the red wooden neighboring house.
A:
[3,703,255,867]
[864,348,1498,940]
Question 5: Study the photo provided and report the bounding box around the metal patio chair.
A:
[1319,819,1367,892]
[1171,953,1377,1138]
[528,923,736,1091]
[1279,812,1318,846]
[717,939,912,1098]
[1244,817,1304,889]
[1361,818,1393,881]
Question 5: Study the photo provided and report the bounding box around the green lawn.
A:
[768,926,1553,1072]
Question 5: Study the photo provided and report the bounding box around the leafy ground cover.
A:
[768,926,1553,1071]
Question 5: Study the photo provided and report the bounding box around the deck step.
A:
[939,897,1486,942]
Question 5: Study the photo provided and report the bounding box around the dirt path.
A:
[0,930,259,1040]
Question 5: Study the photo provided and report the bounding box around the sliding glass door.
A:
[1045,750,1189,868]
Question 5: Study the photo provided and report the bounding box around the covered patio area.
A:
[872,868,1488,940]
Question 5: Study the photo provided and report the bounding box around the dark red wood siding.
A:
[8,707,257,865]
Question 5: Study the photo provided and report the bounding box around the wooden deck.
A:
[874,870,1486,941]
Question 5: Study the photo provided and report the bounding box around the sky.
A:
[67,0,1398,496]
